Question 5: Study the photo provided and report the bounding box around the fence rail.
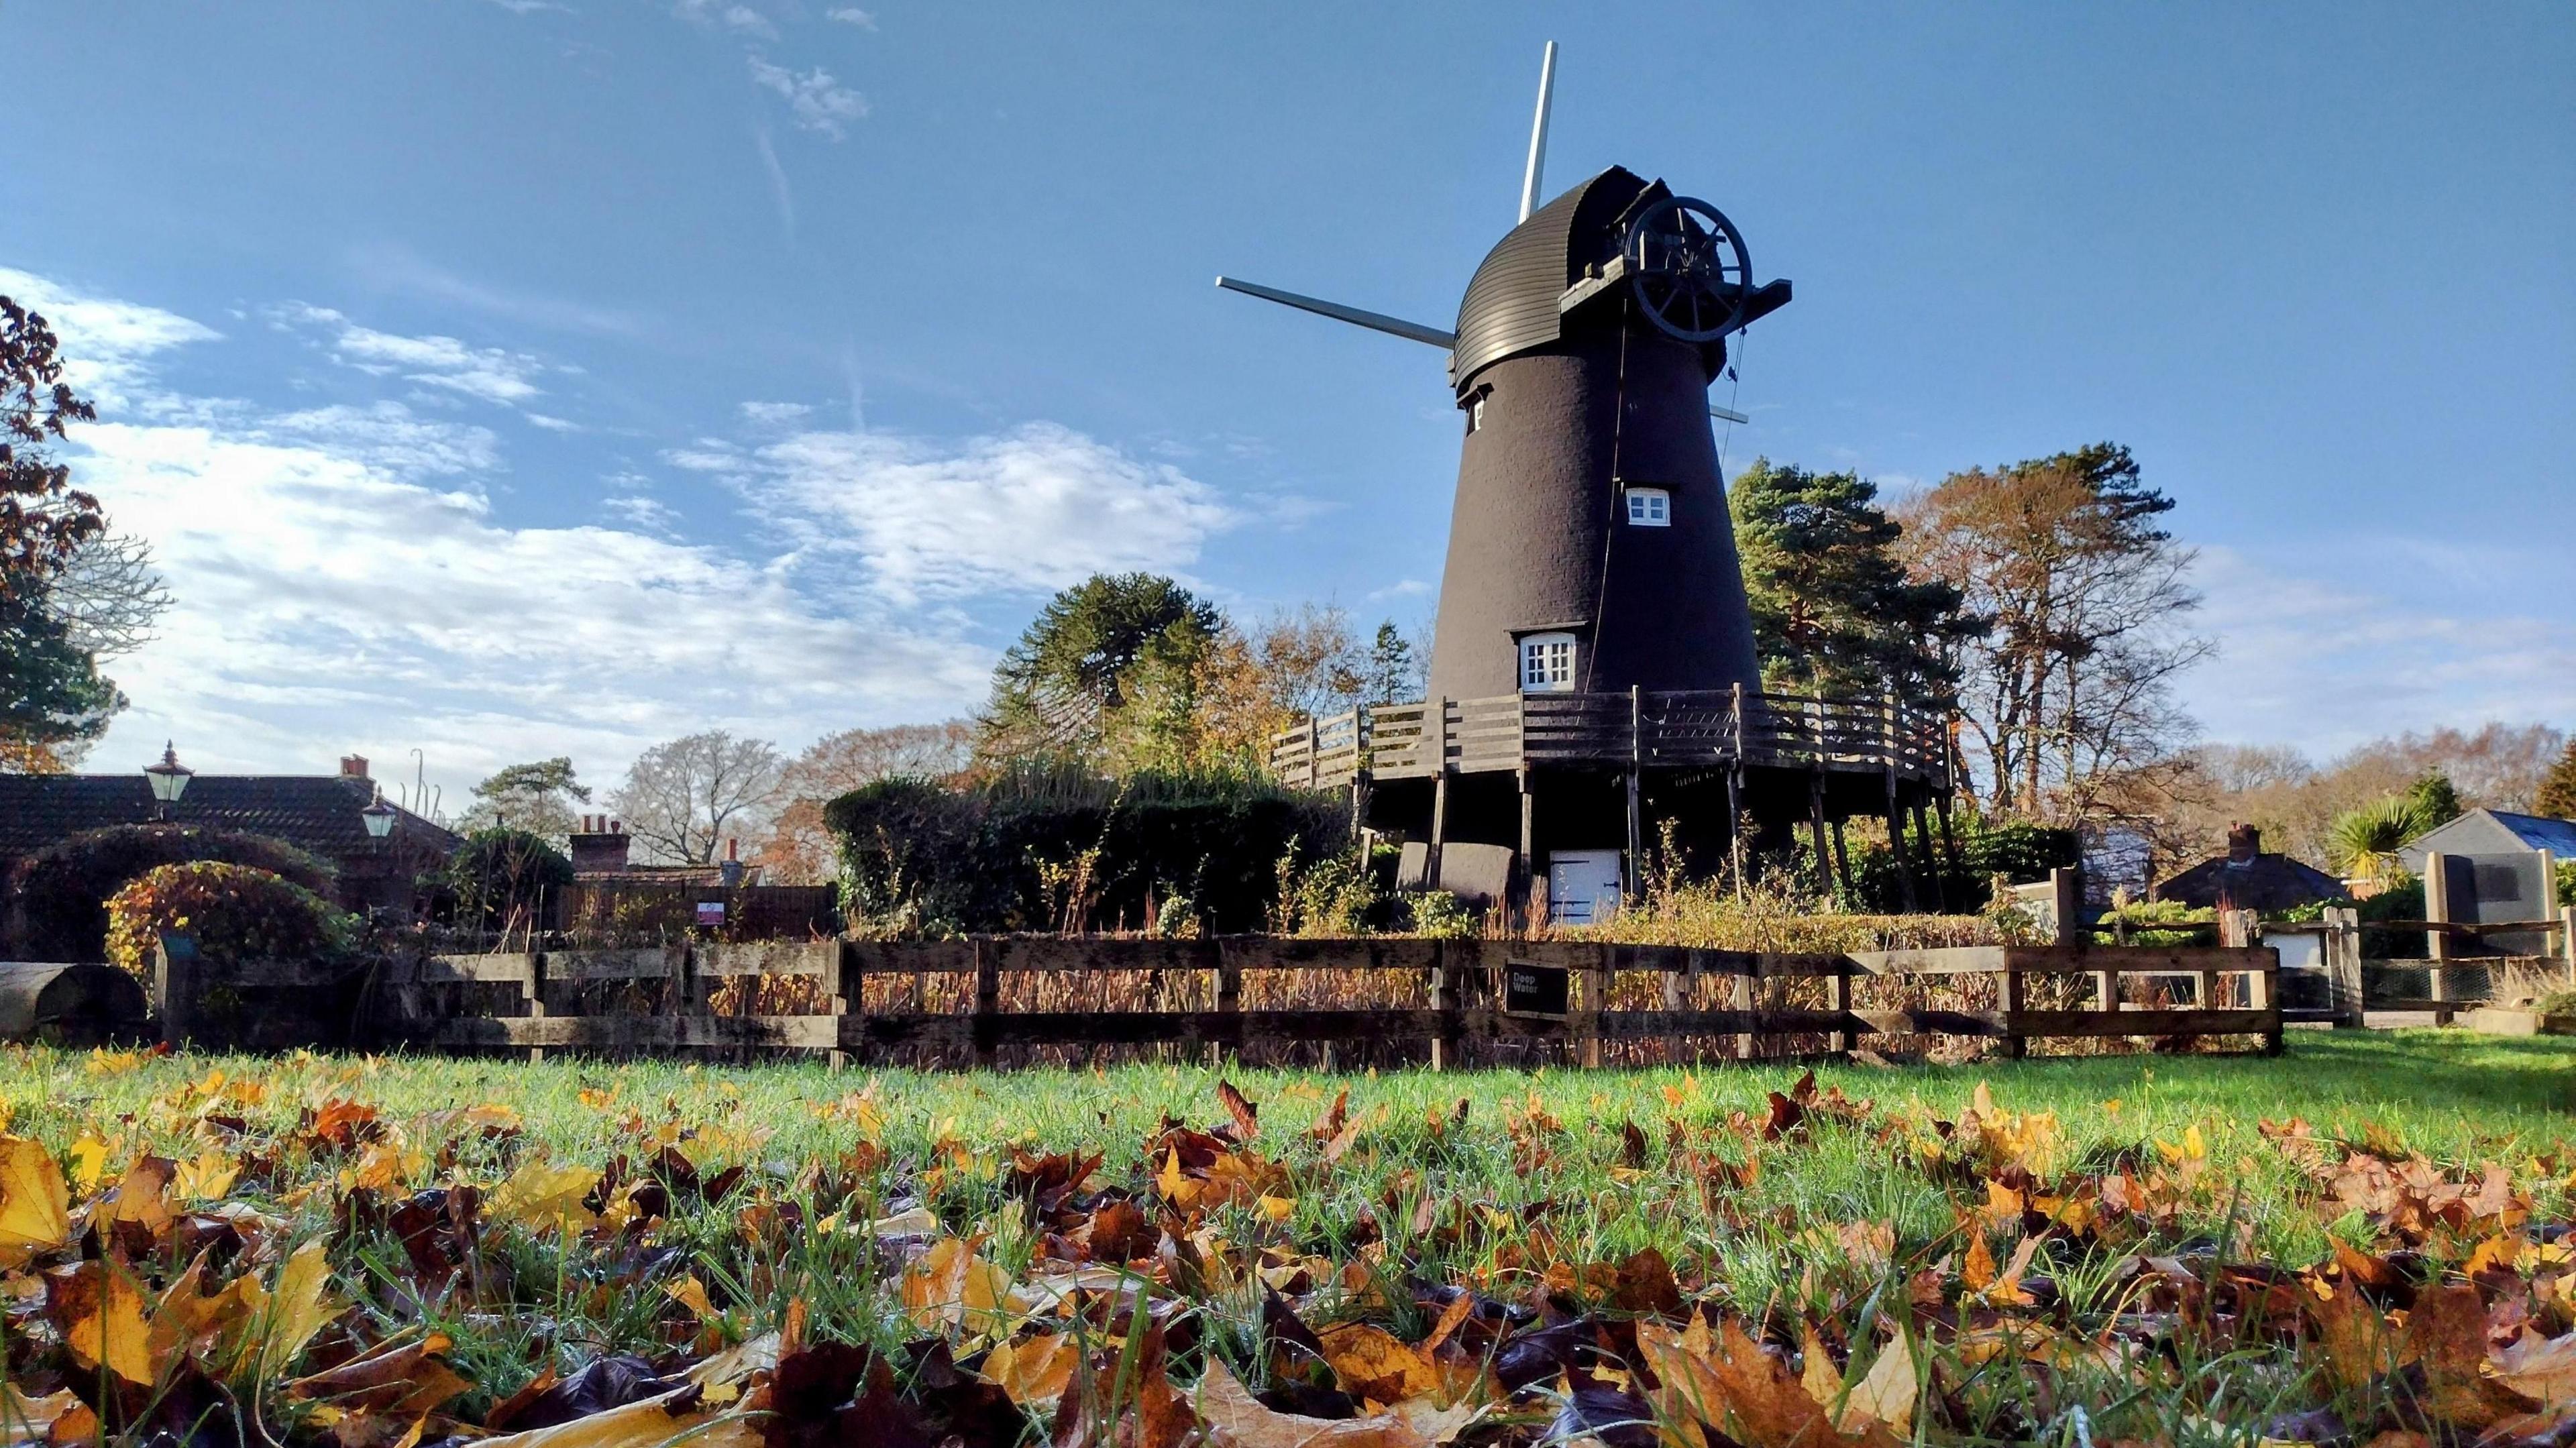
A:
[1270,685,1948,788]
[307,936,2285,1066]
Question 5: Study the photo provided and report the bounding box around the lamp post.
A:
[360,786,398,841]
[143,742,193,823]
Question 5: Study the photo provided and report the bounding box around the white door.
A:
[1547,850,1625,925]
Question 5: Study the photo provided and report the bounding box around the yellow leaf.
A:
[1318,1323,1440,1404]
[1257,1194,1296,1223]
[257,1240,345,1377]
[66,1131,113,1195]
[50,1259,160,1386]
[1799,1323,1844,1410]
[490,1159,600,1236]
[982,1331,1078,1408]
[900,1237,1020,1339]
[1962,1232,1998,1294]
[665,1275,718,1323]
[172,1149,240,1204]
[0,1137,70,1266]
[1840,1327,1917,1433]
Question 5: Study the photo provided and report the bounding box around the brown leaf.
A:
[286,1332,472,1419]
[1219,1081,1261,1141]
[1192,1357,1462,1448]
[1611,1247,1683,1315]
[1320,1323,1441,1405]
[1635,1317,1897,1448]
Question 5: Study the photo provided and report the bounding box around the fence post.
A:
[2563,904,2576,987]
[2249,938,2282,1056]
[2423,851,2452,1011]
[1580,946,1607,1070]
[1729,967,1754,1062]
[153,934,199,1049]
[1214,941,1242,1069]
[525,951,549,1064]
[1998,954,2027,1060]
[972,937,999,1069]
[2320,906,2364,1027]
[1827,960,1852,1057]
[822,940,850,1072]
[1625,687,1644,899]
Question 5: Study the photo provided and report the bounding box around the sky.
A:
[3,1,2570,812]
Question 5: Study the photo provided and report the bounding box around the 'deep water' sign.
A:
[1504,960,1568,1018]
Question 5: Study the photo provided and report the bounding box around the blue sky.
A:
[5,1,2570,805]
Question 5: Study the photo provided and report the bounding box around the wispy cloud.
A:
[825,7,876,27]
[739,400,810,426]
[752,127,796,244]
[720,5,777,39]
[341,245,649,339]
[747,57,867,140]
[278,304,548,406]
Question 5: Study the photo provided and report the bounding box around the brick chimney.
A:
[2226,822,2261,864]
[568,814,631,875]
[340,754,370,779]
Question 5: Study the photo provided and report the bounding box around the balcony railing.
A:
[1268,686,1948,789]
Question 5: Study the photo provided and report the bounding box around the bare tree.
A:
[50,534,170,659]
[1900,443,2213,823]
[755,722,973,883]
[609,730,785,865]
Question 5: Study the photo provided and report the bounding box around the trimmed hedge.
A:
[102,860,356,977]
[826,763,1348,935]
[9,824,338,962]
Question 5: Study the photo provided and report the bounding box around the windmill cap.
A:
[1451,166,1667,393]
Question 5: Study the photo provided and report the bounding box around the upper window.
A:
[1518,632,1577,693]
[1465,395,1487,435]
[1624,488,1671,526]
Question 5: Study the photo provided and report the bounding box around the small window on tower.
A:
[1518,632,1577,693]
[1465,395,1486,435]
[1624,488,1671,526]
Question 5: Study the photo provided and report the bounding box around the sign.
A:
[1503,960,1568,1018]
[695,901,726,927]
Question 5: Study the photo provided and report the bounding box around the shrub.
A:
[103,861,356,977]
[9,824,337,962]
[826,760,1348,936]
[443,827,576,929]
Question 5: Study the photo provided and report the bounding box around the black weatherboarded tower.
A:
[1225,45,1951,920]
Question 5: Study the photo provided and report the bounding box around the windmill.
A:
[1222,45,1950,920]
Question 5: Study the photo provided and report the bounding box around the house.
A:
[2398,807,2576,875]
[566,816,761,887]
[2154,824,2346,913]
[0,753,460,914]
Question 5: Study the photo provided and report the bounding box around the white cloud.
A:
[2181,543,2576,755]
[601,494,681,530]
[739,400,810,426]
[523,412,581,433]
[0,265,218,410]
[747,57,868,140]
[825,7,876,26]
[280,304,547,406]
[742,423,1238,605]
[720,5,777,38]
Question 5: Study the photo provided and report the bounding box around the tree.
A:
[609,731,785,865]
[463,757,592,841]
[2538,740,2576,820]
[2,296,103,600]
[755,722,974,885]
[2404,771,2463,830]
[2328,793,2442,883]
[978,573,1224,771]
[0,595,122,772]
[1899,443,2212,822]
[1362,622,1421,705]
[1729,459,1980,705]
[443,828,576,930]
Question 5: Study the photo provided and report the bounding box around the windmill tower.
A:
[1224,46,1949,919]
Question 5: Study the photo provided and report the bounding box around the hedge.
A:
[102,860,356,977]
[9,824,338,962]
[826,763,1349,935]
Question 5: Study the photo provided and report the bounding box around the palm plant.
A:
[2326,794,2438,882]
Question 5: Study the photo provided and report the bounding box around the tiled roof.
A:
[0,774,461,860]
[2155,852,2347,911]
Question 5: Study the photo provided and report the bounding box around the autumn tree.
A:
[1899,443,2211,822]
[757,721,973,884]
[1729,459,1980,705]
[608,730,784,865]
[1,296,164,771]
[462,757,593,842]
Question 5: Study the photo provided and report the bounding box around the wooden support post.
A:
[2093,962,2118,1013]
[822,939,851,1072]
[1910,797,1948,913]
[1429,940,1460,1071]
[1807,771,1832,903]
[1730,969,1754,1062]
[972,937,999,1069]
[1725,763,1746,900]
[1827,961,1852,1056]
[2322,905,2365,1027]
[2050,867,2084,947]
[1625,685,1644,900]
[2563,904,2576,987]
[1517,769,1536,930]
[1580,950,1607,1070]
[1879,693,1917,911]
[1305,712,1320,790]
[153,935,200,1050]
[1932,789,1961,907]
[1214,942,1242,1068]
[1428,698,1452,891]
[673,943,700,1019]
[1829,817,1856,907]
[1999,955,2027,1060]
[2249,936,2282,1056]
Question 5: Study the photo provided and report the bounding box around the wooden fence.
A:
[319,936,2287,1066]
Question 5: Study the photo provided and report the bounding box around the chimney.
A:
[2226,822,2261,865]
[568,814,631,875]
[340,754,370,779]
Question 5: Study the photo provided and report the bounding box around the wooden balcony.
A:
[1268,686,1949,790]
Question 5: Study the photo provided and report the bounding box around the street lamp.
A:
[360,785,398,840]
[143,742,193,822]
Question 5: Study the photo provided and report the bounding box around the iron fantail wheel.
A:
[1623,195,1753,343]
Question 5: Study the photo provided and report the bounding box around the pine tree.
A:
[2535,740,2576,819]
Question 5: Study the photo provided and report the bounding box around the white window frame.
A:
[1624,487,1671,527]
[1466,394,1486,435]
[1517,631,1577,693]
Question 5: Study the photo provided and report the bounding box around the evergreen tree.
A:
[1728,458,1978,706]
[978,573,1224,771]
[2537,740,2576,820]
[1363,621,1419,704]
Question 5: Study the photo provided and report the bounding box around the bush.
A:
[443,827,576,929]
[826,761,1348,936]
[9,825,337,962]
[1847,812,2081,913]
[103,862,356,977]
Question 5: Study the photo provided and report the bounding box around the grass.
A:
[5,1032,2572,1443]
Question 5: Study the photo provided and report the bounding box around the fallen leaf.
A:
[489,1159,600,1236]
[1220,1080,1262,1141]
[1320,1323,1440,1404]
[1839,1327,1915,1434]
[47,1259,160,1386]
[1193,1357,1460,1448]
[0,1137,70,1266]
[983,1331,1077,1408]
[257,1240,346,1378]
